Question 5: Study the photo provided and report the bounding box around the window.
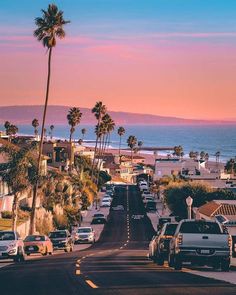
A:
[179,221,221,234]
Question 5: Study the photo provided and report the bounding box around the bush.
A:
[53,213,68,230]
[17,209,30,220]
[1,211,12,219]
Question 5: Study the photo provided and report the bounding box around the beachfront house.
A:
[154,157,183,180]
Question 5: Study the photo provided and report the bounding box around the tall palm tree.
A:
[32,118,39,137]
[215,151,220,163]
[81,128,87,140]
[138,141,143,154]
[91,101,107,179]
[30,4,69,234]
[67,107,83,172]
[117,126,125,160]
[127,135,137,165]
[49,124,54,140]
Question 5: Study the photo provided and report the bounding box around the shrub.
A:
[1,211,12,219]
[53,213,68,230]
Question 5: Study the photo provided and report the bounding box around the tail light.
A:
[176,234,183,246]
[228,236,232,248]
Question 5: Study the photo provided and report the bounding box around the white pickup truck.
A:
[168,219,231,271]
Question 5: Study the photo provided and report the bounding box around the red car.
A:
[24,235,53,256]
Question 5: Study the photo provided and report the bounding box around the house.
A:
[196,200,236,235]
[154,157,183,180]
[120,155,145,165]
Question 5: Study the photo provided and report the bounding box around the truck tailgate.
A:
[182,234,228,249]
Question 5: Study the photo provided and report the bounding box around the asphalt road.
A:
[0,185,236,295]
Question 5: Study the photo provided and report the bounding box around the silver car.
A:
[74,227,95,244]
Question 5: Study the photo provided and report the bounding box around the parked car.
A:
[91,213,107,224]
[24,235,53,256]
[145,201,157,212]
[157,216,172,231]
[168,219,232,271]
[101,199,111,207]
[102,195,112,202]
[150,222,178,265]
[49,230,74,252]
[74,227,95,244]
[0,231,25,262]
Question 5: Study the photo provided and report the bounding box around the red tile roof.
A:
[199,201,236,217]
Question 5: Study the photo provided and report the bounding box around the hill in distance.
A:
[0,105,235,126]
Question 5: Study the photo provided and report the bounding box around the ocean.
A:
[1,124,236,162]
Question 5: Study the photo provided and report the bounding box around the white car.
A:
[0,231,25,262]
[75,227,95,244]
[101,199,111,207]
[143,196,155,204]
[102,195,112,202]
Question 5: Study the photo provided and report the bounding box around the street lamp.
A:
[186,196,193,219]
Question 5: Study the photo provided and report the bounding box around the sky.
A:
[0,0,236,120]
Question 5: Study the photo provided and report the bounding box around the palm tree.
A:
[205,153,209,162]
[32,118,39,137]
[4,122,18,141]
[200,151,206,160]
[173,145,183,158]
[189,151,195,159]
[4,121,11,133]
[81,128,87,140]
[91,101,107,178]
[49,125,54,140]
[138,141,143,154]
[30,4,69,234]
[215,151,221,163]
[67,107,83,172]
[226,158,235,175]
[127,135,137,165]
[117,126,125,160]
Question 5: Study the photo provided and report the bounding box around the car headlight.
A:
[60,240,67,243]
[8,242,17,248]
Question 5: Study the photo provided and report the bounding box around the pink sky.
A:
[0,33,236,120]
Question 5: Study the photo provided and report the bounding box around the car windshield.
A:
[93,214,104,218]
[24,235,45,242]
[164,224,178,236]
[78,228,92,233]
[49,232,66,238]
[0,231,15,241]
[179,221,222,234]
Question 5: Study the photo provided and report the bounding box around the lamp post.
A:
[186,196,193,219]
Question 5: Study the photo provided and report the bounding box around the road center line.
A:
[86,280,98,289]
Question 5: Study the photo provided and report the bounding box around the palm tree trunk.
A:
[30,47,52,235]
[118,135,122,163]
[69,131,73,173]
[12,193,18,231]
[96,133,107,186]
[91,118,101,181]
[131,148,133,165]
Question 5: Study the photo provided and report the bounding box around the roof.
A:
[198,200,236,217]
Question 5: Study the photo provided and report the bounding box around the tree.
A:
[4,121,10,131]
[32,118,39,137]
[81,128,86,140]
[189,151,195,159]
[215,151,221,163]
[173,145,183,158]
[200,151,206,160]
[30,4,70,234]
[117,126,125,160]
[4,121,18,140]
[205,153,209,162]
[67,107,82,172]
[0,144,37,231]
[138,141,143,154]
[91,101,107,179]
[127,135,137,165]
[49,125,54,140]
[225,158,236,175]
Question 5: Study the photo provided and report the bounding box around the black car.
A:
[49,230,74,252]
[145,201,156,212]
[91,213,107,224]
[152,222,178,265]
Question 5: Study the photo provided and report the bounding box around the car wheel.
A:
[221,258,230,272]
[173,255,182,270]
[157,254,164,266]
[26,253,30,256]
[168,253,174,267]
[14,248,25,263]
[42,247,48,256]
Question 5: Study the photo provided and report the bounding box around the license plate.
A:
[201,249,210,254]
[29,247,34,250]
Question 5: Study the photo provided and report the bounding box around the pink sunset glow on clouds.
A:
[0,28,236,120]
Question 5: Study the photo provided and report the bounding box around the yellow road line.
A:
[86,280,98,288]
[76,269,81,275]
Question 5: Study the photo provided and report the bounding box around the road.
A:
[0,185,236,295]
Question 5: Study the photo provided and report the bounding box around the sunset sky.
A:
[0,0,236,120]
